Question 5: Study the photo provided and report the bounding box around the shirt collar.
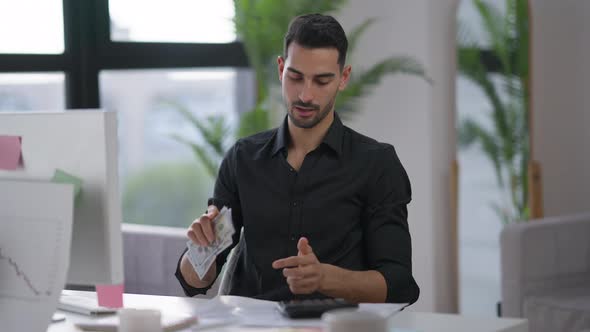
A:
[270,113,344,157]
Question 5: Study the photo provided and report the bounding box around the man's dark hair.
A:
[284,14,348,69]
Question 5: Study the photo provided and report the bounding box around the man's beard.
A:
[286,93,337,129]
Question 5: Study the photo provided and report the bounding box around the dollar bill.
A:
[186,207,235,279]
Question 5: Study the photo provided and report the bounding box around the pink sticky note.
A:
[0,135,22,170]
[96,283,124,308]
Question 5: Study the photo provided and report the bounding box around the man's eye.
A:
[289,76,303,81]
[316,81,330,86]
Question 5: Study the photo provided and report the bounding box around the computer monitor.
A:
[0,110,124,286]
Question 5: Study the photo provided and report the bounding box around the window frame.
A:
[0,0,248,109]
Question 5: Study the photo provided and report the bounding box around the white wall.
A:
[530,0,590,217]
[337,0,459,313]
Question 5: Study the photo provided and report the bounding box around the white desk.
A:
[48,292,528,332]
[390,311,527,332]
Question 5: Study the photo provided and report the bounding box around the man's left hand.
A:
[272,237,325,294]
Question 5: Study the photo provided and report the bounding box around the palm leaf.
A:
[336,56,431,118]
[347,18,376,56]
[161,99,231,176]
[457,0,530,223]
[457,19,479,48]
[458,117,504,186]
[168,101,230,156]
[490,201,512,225]
[169,134,220,179]
[237,106,271,138]
[473,0,510,72]
[457,45,511,151]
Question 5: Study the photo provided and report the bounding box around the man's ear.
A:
[339,64,352,91]
[277,56,285,82]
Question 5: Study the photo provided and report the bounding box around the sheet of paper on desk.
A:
[193,295,406,328]
[75,312,197,332]
[359,302,408,317]
[0,180,74,332]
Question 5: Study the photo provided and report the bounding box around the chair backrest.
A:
[218,227,245,295]
[500,213,590,317]
[122,223,187,296]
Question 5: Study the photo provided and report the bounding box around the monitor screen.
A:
[0,110,124,286]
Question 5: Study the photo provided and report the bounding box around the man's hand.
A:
[272,237,325,294]
[187,205,219,246]
[180,205,220,288]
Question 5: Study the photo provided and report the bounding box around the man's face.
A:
[278,42,351,129]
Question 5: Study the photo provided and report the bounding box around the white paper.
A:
[193,295,406,328]
[358,302,408,317]
[75,310,198,332]
[0,180,74,332]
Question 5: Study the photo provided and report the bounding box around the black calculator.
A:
[277,298,359,319]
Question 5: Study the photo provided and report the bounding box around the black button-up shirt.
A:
[175,113,419,304]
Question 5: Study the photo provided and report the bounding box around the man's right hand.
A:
[180,205,220,288]
[187,205,220,246]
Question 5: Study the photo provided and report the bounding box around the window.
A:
[109,0,235,43]
[0,73,65,111]
[0,0,250,228]
[100,68,253,227]
[456,0,517,316]
[456,74,505,315]
[0,0,65,110]
[0,0,64,54]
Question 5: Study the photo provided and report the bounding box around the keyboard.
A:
[58,293,118,315]
[277,298,358,319]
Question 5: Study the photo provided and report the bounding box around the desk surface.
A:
[48,291,528,332]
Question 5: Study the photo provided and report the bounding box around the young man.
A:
[176,13,419,304]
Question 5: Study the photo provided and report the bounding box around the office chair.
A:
[218,228,245,295]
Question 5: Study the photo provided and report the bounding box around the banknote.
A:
[186,207,235,279]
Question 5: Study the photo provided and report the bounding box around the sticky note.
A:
[0,135,22,170]
[96,283,124,308]
[51,169,83,202]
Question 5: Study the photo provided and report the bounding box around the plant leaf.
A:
[458,118,504,187]
[237,106,271,138]
[168,134,220,179]
[347,18,376,54]
[336,56,431,118]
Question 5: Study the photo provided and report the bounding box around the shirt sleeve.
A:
[362,144,420,304]
[174,142,244,297]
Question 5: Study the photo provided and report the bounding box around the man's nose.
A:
[298,81,314,103]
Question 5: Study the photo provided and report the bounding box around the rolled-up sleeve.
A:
[363,144,419,304]
[174,142,243,296]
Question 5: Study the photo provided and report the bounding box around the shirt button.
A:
[290,236,296,241]
[292,201,297,207]
[289,168,294,172]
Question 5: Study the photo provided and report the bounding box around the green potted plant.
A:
[456,0,530,224]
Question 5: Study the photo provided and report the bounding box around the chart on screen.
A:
[0,180,74,332]
[0,216,64,300]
